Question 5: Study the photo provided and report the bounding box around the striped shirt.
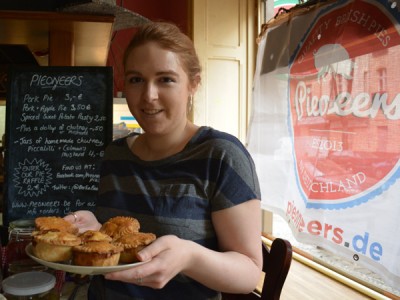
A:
[91,126,261,300]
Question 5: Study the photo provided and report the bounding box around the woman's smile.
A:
[142,108,164,116]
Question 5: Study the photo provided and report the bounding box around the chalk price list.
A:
[12,90,106,213]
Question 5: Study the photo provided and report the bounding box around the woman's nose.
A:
[142,82,158,102]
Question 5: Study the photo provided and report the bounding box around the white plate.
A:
[25,243,146,275]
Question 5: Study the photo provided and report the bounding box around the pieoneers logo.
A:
[289,0,400,209]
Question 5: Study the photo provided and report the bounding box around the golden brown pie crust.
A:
[35,216,78,234]
[33,231,81,246]
[100,216,140,239]
[79,230,112,243]
[32,231,81,262]
[115,232,156,249]
[72,241,123,266]
[115,232,156,263]
[31,215,157,266]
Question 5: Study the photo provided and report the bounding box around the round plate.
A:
[25,243,146,275]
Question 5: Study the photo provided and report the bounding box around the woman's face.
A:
[124,42,196,136]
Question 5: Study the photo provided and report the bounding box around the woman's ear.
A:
[189,73,201,94]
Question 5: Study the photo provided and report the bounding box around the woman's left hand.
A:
[104,235,190,289]
[105,201,262,293]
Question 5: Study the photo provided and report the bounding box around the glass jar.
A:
[2,271,58,300]
[7,219,35,262]
[6,219,35,277]
[8,259,48,276]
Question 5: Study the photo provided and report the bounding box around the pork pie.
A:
[72,241,123,266]
[33,231,81,262]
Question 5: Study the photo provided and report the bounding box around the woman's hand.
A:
[104,201,262,293]
[63,210,102,233]
[105,235,191,289]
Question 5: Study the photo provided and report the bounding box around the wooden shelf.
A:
[0,10,115,66]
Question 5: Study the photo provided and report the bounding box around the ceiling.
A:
[0,11,115,67]
[0,0,148,67]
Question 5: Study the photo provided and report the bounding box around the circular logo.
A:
[289,0,400,208]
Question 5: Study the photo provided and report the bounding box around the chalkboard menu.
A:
[3,66,113,226]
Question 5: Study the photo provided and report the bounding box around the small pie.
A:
[35,216,78,234]
[72,241,123,266]
[32,231,82,262]
[115,232,156,263]
[79,230,112,243]
[100,216,140,240]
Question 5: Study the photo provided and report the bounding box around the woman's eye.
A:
[160,77,175,83]
[128,77,143,84]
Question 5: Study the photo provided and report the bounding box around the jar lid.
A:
[2,271,56,296]
[8,259,48,275]
[9,219,35,230]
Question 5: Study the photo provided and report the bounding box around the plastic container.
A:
[2,271,58,300]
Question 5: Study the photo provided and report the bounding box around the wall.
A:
[107,0,189,96]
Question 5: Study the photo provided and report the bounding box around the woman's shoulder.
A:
[109,132,140,146]
[104,132,140,159]
[189,127,253,164]
[194,126,247,151]
[195,126,241,143]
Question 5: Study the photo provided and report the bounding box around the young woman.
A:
[66,22,262,300]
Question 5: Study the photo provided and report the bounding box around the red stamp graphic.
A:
[289,0,400,207]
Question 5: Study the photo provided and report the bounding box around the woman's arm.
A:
[182,199,262,293]
[105,199,263,294]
